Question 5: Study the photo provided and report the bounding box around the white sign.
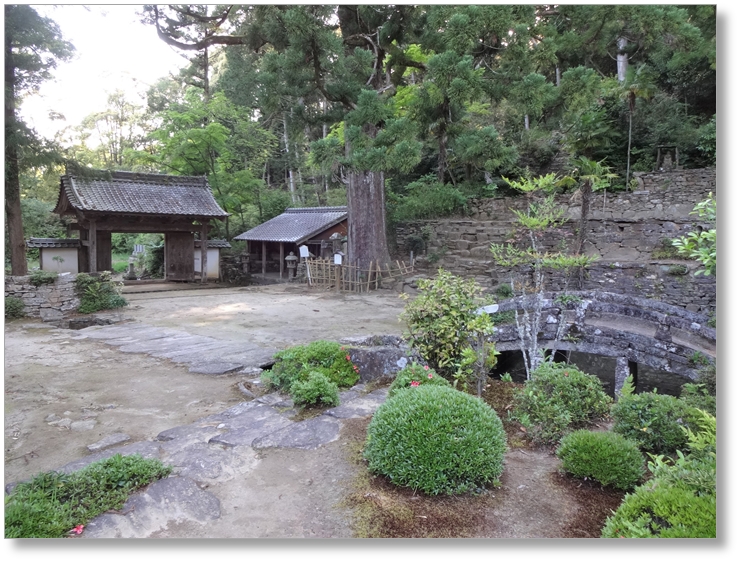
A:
[476,304,499,315]
[334,253,343,265]
[299,245,309,258]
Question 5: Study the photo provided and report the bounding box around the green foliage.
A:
[5,296,26,319]
[4,454,172,538]
[263,340,359,396]
[494,283,514,299]
[399,269,497,390]
[611,391,702,455]
[672,194,716,276]
[512,362,612,445]
[556,430,645,490]
[146,245,165,278]
[679,383,716,417]
[388,175,469,223]
[29,270,58,286]
[74,271,127,314]
[601,412,715,538]
[651,238,685,259]
[289,371,340,408]
[388,362,451,399]
[696,115,716,166]
[364,385,507,495]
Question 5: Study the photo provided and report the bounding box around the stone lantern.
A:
[285,251,298,279]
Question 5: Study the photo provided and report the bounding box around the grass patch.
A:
[5,454,171,538]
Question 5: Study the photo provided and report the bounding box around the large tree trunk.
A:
[4,27,27,276]
[347,169,391,271]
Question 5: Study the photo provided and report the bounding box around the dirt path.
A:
[4,284,616,539]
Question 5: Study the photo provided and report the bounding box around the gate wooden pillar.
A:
[88,219,97,273]
[200,221,208,283]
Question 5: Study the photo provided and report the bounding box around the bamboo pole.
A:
[367,260,373,293]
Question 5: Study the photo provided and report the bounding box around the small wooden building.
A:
[26,238,81,274]
[234,207,348,278]
[51,170,228,282]
[194,239,231,280]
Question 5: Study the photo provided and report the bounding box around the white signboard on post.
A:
[299,245,310,258]
[334,253,343,265]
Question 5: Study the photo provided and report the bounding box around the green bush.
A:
[29,270,58,287]
[74,271,128,314]
[5,295,26,319]
[364,385,507,496]
[289,371,340,407]
[602,411,715,538]
[400,269,497,390]
[679,383,716,416]
[512,362,612,445]
[4,454,171,538]
[611,391,701,455]
[556,430,645,490]
[387,362,451,398]
[388,175,469,223]
[263,340,359,393]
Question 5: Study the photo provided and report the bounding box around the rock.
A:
[45,413,61,423]
[49,418,72,429]
[71,419,97,431]
[87,433,130,452]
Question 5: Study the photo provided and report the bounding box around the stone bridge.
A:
[490,291,716,394]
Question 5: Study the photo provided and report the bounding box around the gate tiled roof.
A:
[54,171,228,218]
[233,207,347,244]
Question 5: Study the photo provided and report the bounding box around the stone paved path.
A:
[58,384,387,538]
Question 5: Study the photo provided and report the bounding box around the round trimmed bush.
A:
[556,430,645,490]
[5,296,25,319]
[263,340,358,392]
[364,385,507,495]
[512,362,612,445]
[388,362,451,398]
[289,371,340,407]
[611,391,700,455]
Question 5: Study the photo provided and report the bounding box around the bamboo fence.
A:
[304,258,413,293]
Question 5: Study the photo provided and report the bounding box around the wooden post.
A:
[200,221,208,284]
[89,219,97,273]
[262,241,266,276]
[280,242,284,279]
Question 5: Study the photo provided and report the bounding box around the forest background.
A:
[4,4,718,275]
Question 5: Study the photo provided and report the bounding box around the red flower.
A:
[410,381,420,387]
[70,524,84,535]
[346,355,351,361]
[428,373,434,379]
[424,365,429,370]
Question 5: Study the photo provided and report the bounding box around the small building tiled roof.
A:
[26,238,81,248]
[233,207,347,244]
[195,239,232,249]
[54,171,228,218]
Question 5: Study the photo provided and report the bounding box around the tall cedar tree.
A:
[5,5,73,274]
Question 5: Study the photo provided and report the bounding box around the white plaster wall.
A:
[193,248,220,279]
[41,248,79,273]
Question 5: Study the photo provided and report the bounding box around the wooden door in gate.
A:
[165,232,195,281]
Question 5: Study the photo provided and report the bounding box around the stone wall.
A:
[395,168,716,314]
[5,273,80,322]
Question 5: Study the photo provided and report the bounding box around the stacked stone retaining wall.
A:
[396,168,716,314]
[4,273,80,322]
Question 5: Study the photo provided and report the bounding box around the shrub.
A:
[364,385,507,496]
[29,270,58,287]
[679,383,716,416]
[5,295,25,319]
[4,454,171,538]
[611,391,701,455]
[387,362,451,398]
[74,271,128,314]
[388,175,469,223]
[556,430,645,490]
[263,340,359,393]
[512,362,612,445]
[601,411,716,538]
[400,269,497,391]
[289,371,340,408]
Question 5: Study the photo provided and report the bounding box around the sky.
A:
[17,4,188,140]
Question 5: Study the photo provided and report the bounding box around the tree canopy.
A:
[7,4,716,270]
